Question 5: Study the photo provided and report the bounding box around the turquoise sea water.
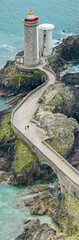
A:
[60,61,79,77]
[0,179,59,240]
[0,96,13,111]
[0,0,79,67]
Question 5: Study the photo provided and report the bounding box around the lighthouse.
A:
[15,10,55,68]
[23,10,39,67]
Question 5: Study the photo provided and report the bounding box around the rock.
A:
[66,130,79,165]
[50,84,79,122]
[56,232,66,239]
[35,111,78,157]
[0,61,46,96]
[15,219,56,240]
[0,170,11,182]
[24,191,54,216]
[22,219,31,224]
[61,35,79,61]
[61,72,79,86]
[30,200,46,215]
[53,181,60,190]
[47,35,79,77]
[29,184,50,194]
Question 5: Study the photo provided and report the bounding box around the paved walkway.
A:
[12,62,79,190]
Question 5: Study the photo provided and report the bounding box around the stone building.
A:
[15,10,54,68]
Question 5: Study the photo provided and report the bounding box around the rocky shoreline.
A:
[0,34,79,240]
[14,184,79,240]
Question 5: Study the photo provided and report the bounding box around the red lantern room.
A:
[26,10,39,22]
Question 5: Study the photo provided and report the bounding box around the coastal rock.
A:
[47,35,79,76]
[15,219,56,240]
[35,111,78,157]
[61,72,79,86]
[29,184,50,194]
[22,219,31,224]
[50,84,79,122]
[60,35,79,61]
[0,170,11,182]
[7,161,55,186]
[24,191,55,216]
[0,61,46,96]
[66,129,79,166]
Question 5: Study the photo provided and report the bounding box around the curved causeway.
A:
[11,64,79,197]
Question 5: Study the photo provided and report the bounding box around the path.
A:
[11,62,79,195]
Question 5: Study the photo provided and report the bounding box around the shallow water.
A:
[0,96,12,111]
[75,165,79,172]
[0,178,60,240]
[60,61,79,77]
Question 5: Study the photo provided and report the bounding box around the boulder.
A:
[35,111,78,157]
[24,191,53,215]
[15,219,56,240]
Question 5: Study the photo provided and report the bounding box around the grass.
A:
[33,70,41,74]
[49,131,74,156]
[13,139,39,173]
[7,74,21,85]
[52,95,61,106]
[34,107,39,117]
[0,112,39,173]
[0,112,14,141]
[61,193,79,238]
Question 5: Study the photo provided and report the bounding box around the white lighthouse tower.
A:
[15,10,55,68]
[23,10,39,67]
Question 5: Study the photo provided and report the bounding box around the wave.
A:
[52,39,62,48]
[59,29,74,38]
[2,45,16,52]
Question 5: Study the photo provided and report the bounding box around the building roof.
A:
[28,10,34,15]
[39,23,55,30]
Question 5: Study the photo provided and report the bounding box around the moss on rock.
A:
[13,139,39,173]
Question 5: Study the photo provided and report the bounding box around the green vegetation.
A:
[34,107,39,117]
[52,95,61,106]
[7,74,21,85]
[0,112,14,141]
[61,91,67,98]
[5,67,43,86]
[38,95,46,104]
[13,139,38,173]
[49,131,74,156]
[61,193,79,238]
[33,70,41,74]
[0,112,39,173]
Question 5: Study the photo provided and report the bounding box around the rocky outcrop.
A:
[47,35,79,77]
[0,61,46,96]
[59,35,79,61]
[15,219,59,240]
[35,110,78,157]
[61,72,79,86]
[15,189,79,240]
[50,84,79,122]
[7,162,56,186]
[24,191,53,215]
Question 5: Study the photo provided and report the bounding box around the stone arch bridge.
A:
[11,63,79,197]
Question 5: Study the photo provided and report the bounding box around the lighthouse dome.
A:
[27,10,34,19]
[28,10,34,15]
[26,10,39,22]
